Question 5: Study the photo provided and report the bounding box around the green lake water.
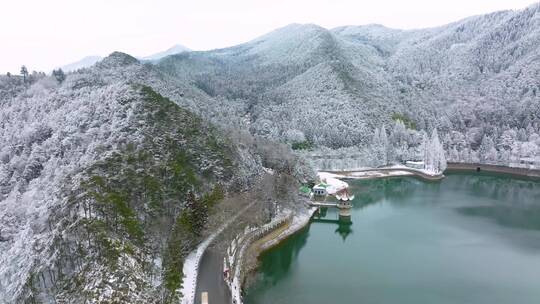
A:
[245,173,540,304]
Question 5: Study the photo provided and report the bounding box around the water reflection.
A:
[457,205,540,231]
[447,172,540,203]
[254,225,310,286]
[348,177,426,209]
[312,208,353,241]
[247,174,540,304]
[335,218,353,241]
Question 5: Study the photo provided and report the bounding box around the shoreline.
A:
[322,166,444,182]
[258,207,318,252]
[180,201,257,304]
[243,168,444,283]
[228,207,316,304]
[231,163,540,301]
[251,163,540,258]
[239,207,317,301]
[446,162,540,179]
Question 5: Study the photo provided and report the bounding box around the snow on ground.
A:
[262,167,274,175]
[386,164,443,177]
[347,170,414,178]
[317,172,349,194]
[221,207,317,304]
[180,201,257,304]
[319,165,444,182]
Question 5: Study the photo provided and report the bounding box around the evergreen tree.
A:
[371,125,390,166]
[20,65,28,83]
[421,131,430,169]
[479,135,496,163]
[423,129,447,173]
[184,191,208,237]
[380,125,389,165]
[52,68,66,84]
[431,129,447,172]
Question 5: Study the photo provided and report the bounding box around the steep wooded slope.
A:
[0,53,267,303]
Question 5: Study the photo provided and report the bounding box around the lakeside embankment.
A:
[446,162,540,178]
[223,207,315,304]
[323,163,540,181]
[258,207,318,252]
[231,207,316,304]
[191,163,540,303]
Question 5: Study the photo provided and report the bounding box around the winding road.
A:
[195,248,231,304]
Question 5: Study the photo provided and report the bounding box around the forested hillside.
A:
[156,4,540,169]
[0,53,313,303]
[2,3,540,303]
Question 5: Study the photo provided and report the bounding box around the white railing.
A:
[180,201,257,304]
[224,210,293,304]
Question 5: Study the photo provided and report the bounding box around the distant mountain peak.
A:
[60,55,103,72]
[261,23,328,38]
[98,52,139,68]
[281,23,327,30]
[141,44,191,61]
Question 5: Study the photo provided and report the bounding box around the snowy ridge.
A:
[3,4,540,302]
[155,4,540,165]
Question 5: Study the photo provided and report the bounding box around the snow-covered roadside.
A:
[180,201,256,304]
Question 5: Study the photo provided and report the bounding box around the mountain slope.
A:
[0,53,266,303]
[154,4,540,166]
[60,55,103,72]
[141,44,191,61]
[2,4,540,302]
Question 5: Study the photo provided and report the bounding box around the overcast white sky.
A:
[0,0,535,73]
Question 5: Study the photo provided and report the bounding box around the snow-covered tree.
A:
[20,65,28,83]
[479,135,497,163]
[423,129,447,174]
[52,68,66,84]
[371,125,390,166]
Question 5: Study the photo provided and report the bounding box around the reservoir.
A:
[245,173,540,304]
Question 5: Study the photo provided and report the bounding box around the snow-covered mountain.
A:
[56,44,190,73]
[156,3,540,167]
[59,55,103,72]
[2,3,540,303]
[0,50,314,303]
[141,44,191,61]
[1,52,276,303]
